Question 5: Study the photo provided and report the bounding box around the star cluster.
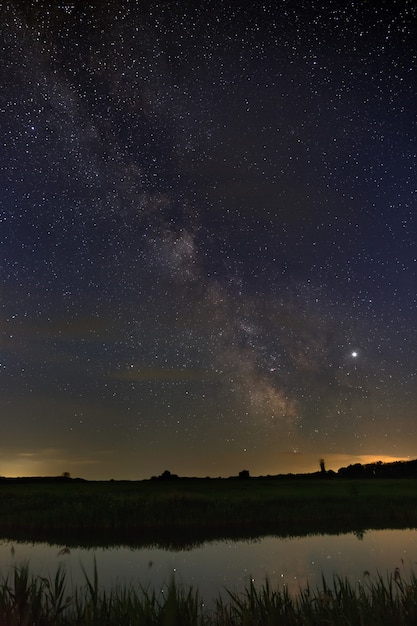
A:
[0,1,415,479]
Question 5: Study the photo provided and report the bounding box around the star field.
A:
[0,0,416,479]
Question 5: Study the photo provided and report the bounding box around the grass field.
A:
[1,477,416,547]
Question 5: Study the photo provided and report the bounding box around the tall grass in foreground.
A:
[0,562,416,625]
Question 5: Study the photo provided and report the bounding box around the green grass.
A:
[0,478,416,547]
[0,561,417,625]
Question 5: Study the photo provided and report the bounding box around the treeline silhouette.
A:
[337,458,417,479]
[1,459,416,483]
[150,459,417,481]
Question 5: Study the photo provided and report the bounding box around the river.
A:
[0,529,415,604]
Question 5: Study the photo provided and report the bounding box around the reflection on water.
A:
[0,529,416,603]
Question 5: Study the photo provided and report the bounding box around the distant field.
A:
[0,478,416,547]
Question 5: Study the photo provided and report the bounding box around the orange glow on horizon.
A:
[323,454,412,473]
[0,452,414,480]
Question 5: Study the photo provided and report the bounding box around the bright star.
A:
[351,351,358,358]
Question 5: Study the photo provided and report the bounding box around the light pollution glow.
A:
[0,452,413,481]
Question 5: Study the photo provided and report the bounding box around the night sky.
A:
[1,0,416,479]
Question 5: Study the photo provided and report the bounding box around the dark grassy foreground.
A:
[0,477,417,547]
[0,561,417,625]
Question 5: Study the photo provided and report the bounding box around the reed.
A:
[0,562,416,625]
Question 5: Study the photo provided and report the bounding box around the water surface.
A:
[0,529,415,604]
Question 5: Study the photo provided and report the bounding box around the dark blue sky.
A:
[1,0,415,478]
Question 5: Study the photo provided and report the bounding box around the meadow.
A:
[0,477,416,547]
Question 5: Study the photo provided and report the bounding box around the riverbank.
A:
[1,477,416,547]
[0,561,416,625]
